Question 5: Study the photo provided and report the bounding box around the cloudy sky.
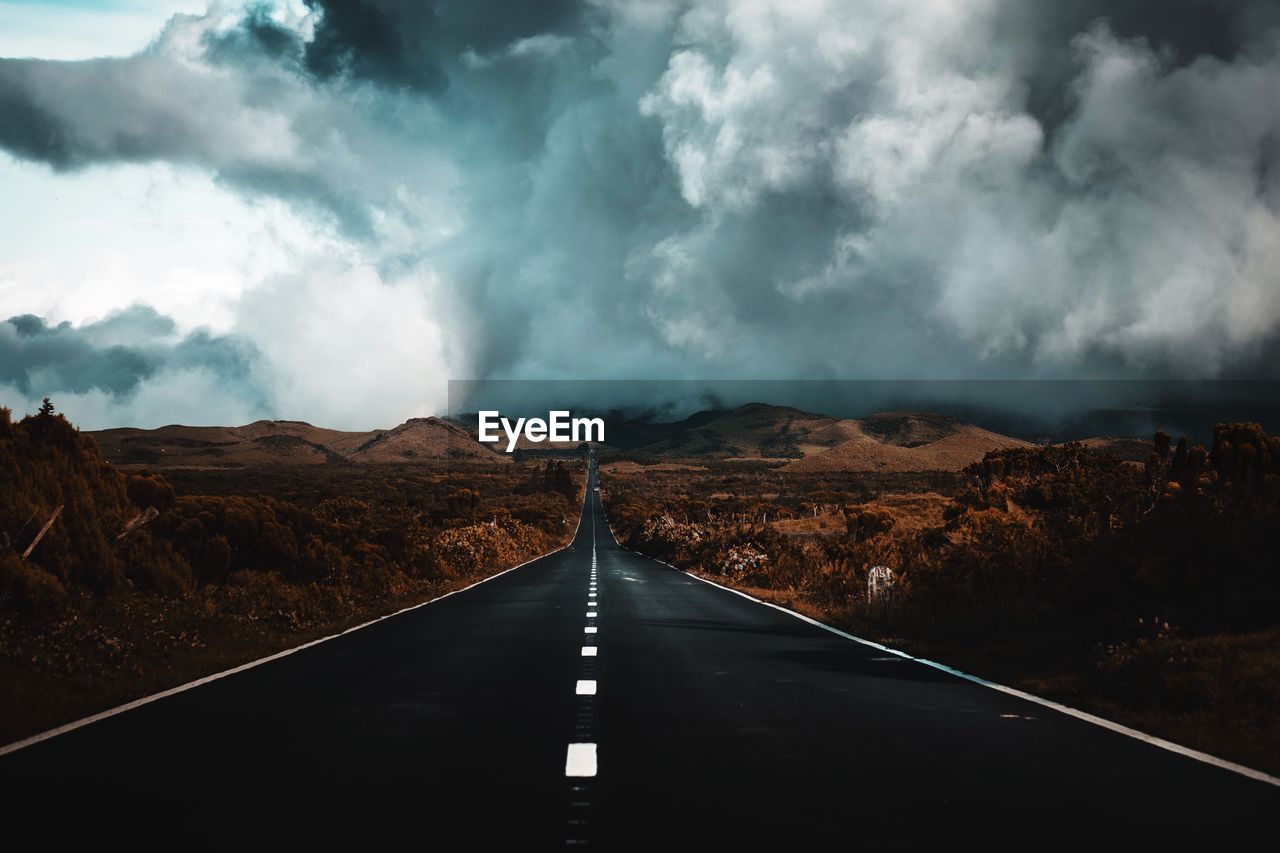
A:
[2,0,1279,429]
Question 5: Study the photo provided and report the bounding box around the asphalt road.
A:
[1,461,1277,847]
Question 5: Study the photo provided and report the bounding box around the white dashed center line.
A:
[566,742,597,778]
[566,467,603,841]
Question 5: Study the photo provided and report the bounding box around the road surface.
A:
[1,461,1277,847]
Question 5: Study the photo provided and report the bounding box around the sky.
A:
[2,0,1280,429]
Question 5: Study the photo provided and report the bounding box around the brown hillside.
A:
[785,413,1030,473]
[91,417,505,467]
[630,403,1029,471]
[346,417,509,463]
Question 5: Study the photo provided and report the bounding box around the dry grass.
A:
[601,461,708,473]
[865,491,951,532]
[769,513,845,536]
[764,492,948,538]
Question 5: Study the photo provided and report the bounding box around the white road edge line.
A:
[0,475,597,760]
[612,541,1280,789]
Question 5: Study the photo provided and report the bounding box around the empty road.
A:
[2,461,1277,847]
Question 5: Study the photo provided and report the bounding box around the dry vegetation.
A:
[0,402,583,744]
[602,425,1280,772]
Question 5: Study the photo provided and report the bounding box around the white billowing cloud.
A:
[640,0,1026,211]
[931,26,1280,373]
[0,155,329,334]
[233,264,457,430]
[639,1,1280,375]
[1025,27,1280,371]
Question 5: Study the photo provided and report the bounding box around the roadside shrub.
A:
[0,550,67,614]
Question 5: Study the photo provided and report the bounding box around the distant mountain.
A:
[91,417,508,467]
[89,403,1147,471]
[609,403,1032,472]
[621,403,843,458]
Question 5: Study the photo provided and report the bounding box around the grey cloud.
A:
[0,307,264,404]
[0,15,392,235]
[0,53,282,168]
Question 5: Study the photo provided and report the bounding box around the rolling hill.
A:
[88,404,1135,472]
[782,412,1031,472]
[91,417,508,467]
[611,404,1032,472]
[344,417,505,463]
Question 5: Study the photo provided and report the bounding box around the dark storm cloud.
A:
[203,3,304,66]
[3,0,1280,426]
[1015,0,1280,63]
[997,0,1280,126]
[302,0,447,91]
[298,0,584,92]
[0,308,262,401]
